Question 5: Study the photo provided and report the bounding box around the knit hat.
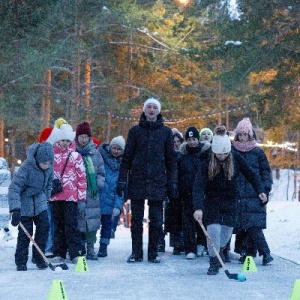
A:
[92,137,101,148]
[200,128,213,141]
[58,124,76,142]
[143,97,161,113]
[185,126,200,140]
[76,122,92,137]
[235,117,254,138]
[38,127,60,145]
[110,136,126,150]
[172,128,183,139]
[35,142,54,163]
[211,125,231,154]
[54,117,68,129]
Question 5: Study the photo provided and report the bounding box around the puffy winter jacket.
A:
[50,142,86,202]
[8,143,53,216]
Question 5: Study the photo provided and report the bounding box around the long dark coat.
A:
[232,146,272,230]
[193,152,266,228]
[118,113,177,201]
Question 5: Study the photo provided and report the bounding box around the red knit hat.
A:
[39,128,53,143]
[76,122,92,137]
[92,137,100,148]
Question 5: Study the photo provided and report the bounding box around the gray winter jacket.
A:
[8,143,54,217]
[76,140,105,232]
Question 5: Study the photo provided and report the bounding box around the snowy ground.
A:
[0,200,300,300]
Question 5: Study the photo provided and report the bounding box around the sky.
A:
[0,169,300,299]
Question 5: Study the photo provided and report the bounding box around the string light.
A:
[99,103,255,123]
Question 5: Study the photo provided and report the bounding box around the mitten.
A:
[168,182,179,200]
[116,182,126,198]
[112,208,120,217]
[193,210,203,222]
[11,210,21,227]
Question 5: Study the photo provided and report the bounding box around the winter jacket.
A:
[193,151,266,228]
[177,141,211,196]
[232,145,272,230]
[99,143,123,214]
[118,113,178,201]
[50,142,86,203]
[8,143,53,217]
[76,139,105,232]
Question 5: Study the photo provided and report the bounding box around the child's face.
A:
[187,137,199,148]
[59,139,72,150]
[215,152,229,161]
[39,162,52,170]
[201,131,212,142]
[110,144,124,158]
[237,132,250,143]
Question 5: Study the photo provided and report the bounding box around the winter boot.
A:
[3,230,14,241]
[127,253,143,263]
[262,253,273,265]
[221,246,231,263]
[97,243,108,257]
[207,256,220,275]
[86,243,98,260]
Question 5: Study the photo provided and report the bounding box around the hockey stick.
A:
[198,220,243,281]
[19,222,68,271]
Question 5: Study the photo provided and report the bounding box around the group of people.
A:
[8,118,125,271]
[8,97,273,276]
[116,97,273,275]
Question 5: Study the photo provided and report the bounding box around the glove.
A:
[168,182,179,201]
[112,208,120,217]
[116,182,127,198]
[193,209,203,222]
[11,210,21,227]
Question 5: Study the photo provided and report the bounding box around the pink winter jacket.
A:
[50,142,87,202]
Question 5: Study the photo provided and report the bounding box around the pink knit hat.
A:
[235,118,253,137]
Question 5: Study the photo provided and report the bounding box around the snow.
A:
[1,170,300,299]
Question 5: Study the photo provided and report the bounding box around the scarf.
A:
[77,141,98,199]
[232,140,257,152]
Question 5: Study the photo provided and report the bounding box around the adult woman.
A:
[75,122,105,260]
[50,124,87,264]
[232,118,273,265]
[193,125,267,275]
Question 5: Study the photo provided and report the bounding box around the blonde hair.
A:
[208,152,234,180]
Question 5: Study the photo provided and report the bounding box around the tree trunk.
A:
[84,52,91,122]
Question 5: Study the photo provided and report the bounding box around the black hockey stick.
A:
[19,222,68,271]
[198,220,243,280]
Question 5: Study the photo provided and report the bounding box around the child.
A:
[8,142,54,271]
[98,136,125,257]
[232,118,273,265]
[50,124,87,264]
[193,125,268,275]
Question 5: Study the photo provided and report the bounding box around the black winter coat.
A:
[118,113,178,201]
[193,152,266,227]
[177,142,211,197]
[232,146,272,230]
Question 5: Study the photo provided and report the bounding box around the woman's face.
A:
[77,134,90,147]
[187,137,199,148]
[215,152,229,161]
[173,136,182,151]
[201,131,212,142]
[237,132,250,143]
